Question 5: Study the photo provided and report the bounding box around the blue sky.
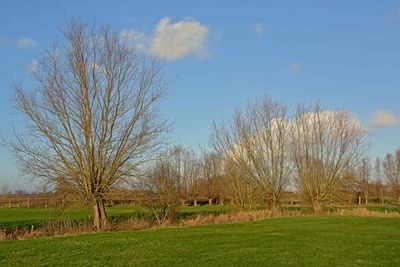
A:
[0,0,399,190]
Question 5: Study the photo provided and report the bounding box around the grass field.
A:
[0,216,399,266]
[0,205,235,229]
[0,206,144,229]
[1,204,398,230]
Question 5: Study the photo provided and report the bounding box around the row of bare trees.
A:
[212,98,370,213]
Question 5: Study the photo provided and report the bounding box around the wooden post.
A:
[358,196,361,206]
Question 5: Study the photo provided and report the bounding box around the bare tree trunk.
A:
[312,199,322,214]
[193,199,198,206]
[269,199,280,216]
[208,198,212,206]
[219,197,224,206]
[93,198,107,230]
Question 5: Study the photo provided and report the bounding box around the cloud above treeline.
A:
[121,17,209,60]
[371,111,399,128]
[17,38,37,48]
[0,36,37,48]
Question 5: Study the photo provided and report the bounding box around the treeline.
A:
[2,98,400,216]
[140,97,400,215]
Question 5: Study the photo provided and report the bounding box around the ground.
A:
[1,216,399,266]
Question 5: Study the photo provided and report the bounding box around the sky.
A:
[0,0,399,191]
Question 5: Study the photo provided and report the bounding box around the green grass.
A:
[366,206,400,213]
[0,205,151,229]
[0,205,232,229]
[0,216,399,266]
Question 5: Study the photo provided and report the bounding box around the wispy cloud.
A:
[122,17,209,60]
[254,23,264,36]
[17,38,37,48]
[1,36,38,48]
[27,59,38,74]
[371,111,398,128]
[284,61,302,75]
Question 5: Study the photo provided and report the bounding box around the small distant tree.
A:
[143,153,180,226]
[1,183,9,195]
[200,151,224,205]
[336,168,357,204]
[289,103,368,213]
[357,158,371,205]
[382,149,400,205]
[7,22,168,230]
[374,158,385,204]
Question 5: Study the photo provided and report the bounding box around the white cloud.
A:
[254,23,263,35]
[122,17,209,60]
[27,59,38,74]
[17,38,37,48]
[284,61,302,75]
[371,111,398,128]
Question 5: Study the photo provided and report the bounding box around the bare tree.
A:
[382,149,400,205]
[142,152,180,226]
[181,148,202,206]
[212,97,292,213]
[200,151,224,205]
[7,22,168,229]
[336,168,357,204]
[289,103,368,213]
[374,158,385,205]
[357,157,371,205]
[1,183,9,195]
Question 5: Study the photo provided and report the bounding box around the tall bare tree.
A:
[289,103,368,213]
[374,158,385,205]
[200,151,224,205]
[382,149,400,205]
[7,22,168,229]
[357,157,371,204]
[212,97,292,213]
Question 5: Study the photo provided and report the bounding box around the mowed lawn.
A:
[1,216,400,266]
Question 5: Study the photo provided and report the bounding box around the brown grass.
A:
[331,207,400,218]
